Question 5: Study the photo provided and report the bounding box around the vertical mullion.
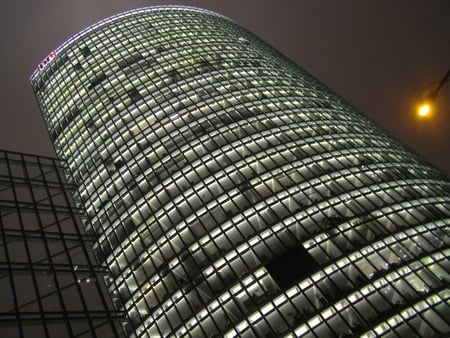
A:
[55,157,124,337]
[32,156,78,337]
[0,152,24,336]
[9,152,51,337]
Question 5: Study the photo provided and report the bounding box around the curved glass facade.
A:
[30,6,450,338]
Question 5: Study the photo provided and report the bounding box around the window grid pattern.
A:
[30,6,450,338]
[0,150,125,337]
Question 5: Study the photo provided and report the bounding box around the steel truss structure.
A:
[0,150,124,337]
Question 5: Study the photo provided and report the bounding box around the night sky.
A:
[1,1,449,173]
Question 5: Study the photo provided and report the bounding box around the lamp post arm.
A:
[432,69,449,98]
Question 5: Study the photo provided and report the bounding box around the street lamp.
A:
[417,101,431,118]
[417,70,449,118]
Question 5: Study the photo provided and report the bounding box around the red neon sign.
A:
[37,50,57,72]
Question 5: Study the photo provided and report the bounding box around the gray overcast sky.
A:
[1,0,449,173]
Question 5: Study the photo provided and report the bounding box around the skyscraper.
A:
[30,6,450,338]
